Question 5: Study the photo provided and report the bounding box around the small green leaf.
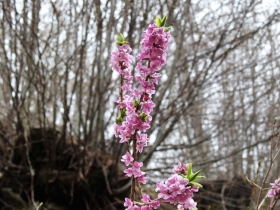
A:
[116,33,129,45]
[164,26,171,32]
[155,16,161,27]
[139,113,148,122]
[116,117,124,125]
[189,169,202,182]
[119,108,126,117]
[155,16,172,30]
[161,16,167,27]
[187,163,192,178]
[192,175,206,182]
[133,100,140,108]
[117,33,123,42]
[189,181,203,188]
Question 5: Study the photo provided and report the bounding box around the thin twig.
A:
[24,131,36,209]
[268,193,279,210]
[256,119,280,210]
[245,174,261,189]
[36,202,43,210]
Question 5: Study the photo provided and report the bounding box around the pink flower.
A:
[136,133,149,153]
[140,194,160,209]
[119,44,133,53]
[124,161,146,179]
[121,152,134,166]
[142,194,151,203]
[268,179,280,198]
[136,143,145,153]
[156,174,197,209]
[122,84,132,91]
[141,101,156,114]
[133,161,143,169]
[177,204,185,210]
[135,76,155,92]
[173,162,189,174]
[137,175,147,184]
[132,161,145,178]
[124,167,134,177]
[149,73,161,85]
[183,198,197,210]
[136,63,153,76]
[124,198,133,207]
[150,200,160,208]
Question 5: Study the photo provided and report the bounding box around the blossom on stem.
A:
[155,173,198,210]
[268,179,280,198]
[124,195,160,210]
[173,162,189,175]
[124,198,133,208]
[113,17,173,210]
[137,175,147,184]
[123,161,146,182]
[121,152,134,166]
[111,44,134,75]
[136,133,149,153]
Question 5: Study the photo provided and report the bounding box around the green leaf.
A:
[155,16,161,27]
[117,33,123,42]
[133,100,140,108]
[189,169,202,182]
[116,33,129,45]
[116,117,124,125]
[187,163,192,178]
[164,26,171,32]
[192,175,206,182]
[189,181,203,188]
[161,16,167,27]
[139,113,148,122]
[119,108,126,117]
[155,16,172,30]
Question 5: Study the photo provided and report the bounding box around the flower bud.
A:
[133,99,140,108]
[119,108,126,117]
[143,93,150,101]
[116,117,124,125]
[139,113,148,122]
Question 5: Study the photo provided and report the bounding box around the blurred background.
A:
[0,0,280,209]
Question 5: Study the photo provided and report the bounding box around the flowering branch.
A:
[247,119,280,209]
[111,16,204,210]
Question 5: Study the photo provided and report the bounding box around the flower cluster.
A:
[155,166,199,210]
[111,44,134,85]
[173,162,189,175]
[124,194,160,210]
[112,21,171,188]
[112,16,203,210]
[136,23,170,77]
[268,179,280,198]
[123,160,147,184]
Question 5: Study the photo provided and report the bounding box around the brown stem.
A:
[120,74,124,101]
[268,194,279,210]
[130,135,137,201]
[138,60,151,108]
[130,176,136,201]
[134,197,162,206]
[130,59,153,201]
[125,141,130,151]
[256,122,277,209]
[136,180,143,198]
